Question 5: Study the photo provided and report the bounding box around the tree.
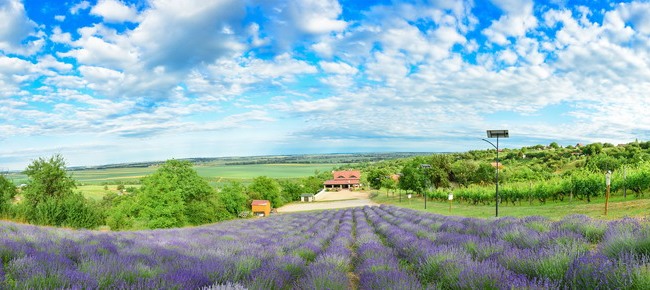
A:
[451,160,479,187]
[248,176,283,208]
[366,167,390,189]
[280,180,302,202]
[585,153,621,172]
[136,159,226,228]
[549,142,560,149]
[582,143,603,156]
[380,176,397,196]
[302,175,324,194]
[0,175,17,216]
[219,181,249,216]
[423,154,452,188]
[20,155,102,228]
[398,160,427,195]
[23,154,76,204]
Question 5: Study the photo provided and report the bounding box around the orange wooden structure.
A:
[251,200,271,217]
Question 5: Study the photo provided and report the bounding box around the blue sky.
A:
[1,0,650,170]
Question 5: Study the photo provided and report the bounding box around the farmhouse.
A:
[251,200,271,217]
[323,170,361,190]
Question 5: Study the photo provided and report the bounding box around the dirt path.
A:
[276,190,377,213]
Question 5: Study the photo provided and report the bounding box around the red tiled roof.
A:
[331,170,361,179]
[251,200,270,206]
[324,178,360,185]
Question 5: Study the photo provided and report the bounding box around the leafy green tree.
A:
[582,143,603,156]
[23,154,76,204]
[380,176,398,195]
[549,142,560,149]
[399,160,427,195]
[219,181,249,216]
[474,163,496,185]
[20,155,102,228]
[138,173,187,228]
[0,175,17,216]
[280,180,302,202]
[366,167,390,189]
[451,160,479,187]
[585,153,621,172]
[104,193,139,230]
[301,175,324,194]
[136,159,226,228]
[248,176,283,208]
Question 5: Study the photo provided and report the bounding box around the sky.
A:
[1,0,650,170]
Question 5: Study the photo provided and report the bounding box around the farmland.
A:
[1,205,649,289]
[6,163,344,185]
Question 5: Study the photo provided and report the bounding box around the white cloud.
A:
[36,55,73,73]
[287,97,344,113]
[248,23,270,47]
[70,1,91,14]
[59,25,138,70]
[287,0,347,34]
[497,49,518,64]
[0,0,42,55]
[51,26,72,44]
[130,0,246,71]
[616,2,650,34]
[55,15,65,21]
[188,53,318,98]
[90,0,139,23]
[319,61,358,74]
[482,0,538,45]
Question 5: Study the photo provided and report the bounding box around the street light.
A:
[605,170,611,216]
[482,129,509,217]
[420,164,431,209]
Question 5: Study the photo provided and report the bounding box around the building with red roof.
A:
[323,170,361,190]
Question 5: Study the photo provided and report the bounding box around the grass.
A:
[372,191,650,220]
[195,163,342,180]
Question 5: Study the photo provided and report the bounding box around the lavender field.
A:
[1,205,649,289]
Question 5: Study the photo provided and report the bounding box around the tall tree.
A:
[136,159,228,228]
[219,181,249,216]
[0,175,17,216]
[23,154,76,204]
[399,159,427,195]
[248,176,283,208]
[20,154,102,228]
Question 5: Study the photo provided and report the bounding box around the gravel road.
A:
[276,190,377,213]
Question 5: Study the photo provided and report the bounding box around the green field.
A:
[6,163,341,185]
[372,191,650,220]
[8,163,341,201]
[194,163,341,180]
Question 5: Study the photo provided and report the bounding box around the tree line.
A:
[361,141,650,204]
[0,155,331,230]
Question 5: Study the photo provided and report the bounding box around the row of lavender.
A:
[363,206,650,289]
[1,206,649,289]
[0,209,357,289]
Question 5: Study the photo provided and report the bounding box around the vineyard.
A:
[1,205,649,289]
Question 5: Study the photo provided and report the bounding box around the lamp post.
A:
[482,129,509,217]
[605,170,611,216]
[420,164,431,209]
